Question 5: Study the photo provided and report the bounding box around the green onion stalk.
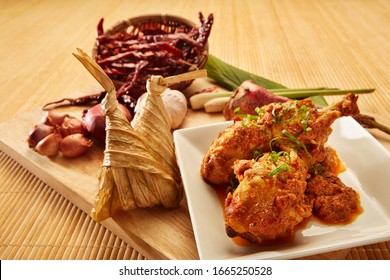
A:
[204,54,374,106]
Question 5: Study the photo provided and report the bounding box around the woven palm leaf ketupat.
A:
[73,49,207,221]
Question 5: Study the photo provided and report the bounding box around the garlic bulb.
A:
[135,88,188,129]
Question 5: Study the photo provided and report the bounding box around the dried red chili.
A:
[43,12,214,115]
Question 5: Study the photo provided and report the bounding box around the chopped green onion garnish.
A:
[268,151,290,163]
[312,163,324,175]
[269,163,292,177]
[234,107,261,121]
[253,150,263,161]
[282,129,312,158]
[271,107,282,123]
[255,107,264,115]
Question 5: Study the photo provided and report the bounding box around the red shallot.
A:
[83,103,132,143]
[27,123,55,148]
[35,132,62,157]
[27,110,94,158]
[60,133,93,158]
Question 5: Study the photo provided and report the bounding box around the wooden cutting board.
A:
[1,92,389,260]
[0,103,225,260]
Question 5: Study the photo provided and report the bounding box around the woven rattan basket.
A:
[92,14,209,93]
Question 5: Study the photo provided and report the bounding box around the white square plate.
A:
[173,117,390,259]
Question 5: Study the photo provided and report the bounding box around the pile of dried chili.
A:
[43,12,214,114]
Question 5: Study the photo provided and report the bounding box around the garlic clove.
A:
[60,116,86,137]
[35,132,62,156]
[27,123,55,148]
[59,133,93,158]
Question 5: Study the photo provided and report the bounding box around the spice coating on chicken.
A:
[306,173,360,223]
[200,121,272,185]
[202,94,362,244]
[225,151,313,243]
[201,93,360,186]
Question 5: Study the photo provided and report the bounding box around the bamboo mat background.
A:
[1,0,390,260]
[1,148,389,260]
[0,151,145,260]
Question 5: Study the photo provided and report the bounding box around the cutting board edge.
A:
[0,138,199,260]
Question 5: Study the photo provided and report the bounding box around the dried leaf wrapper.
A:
[73,48,207,221]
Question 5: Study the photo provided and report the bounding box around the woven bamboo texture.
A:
[0,151,145,260]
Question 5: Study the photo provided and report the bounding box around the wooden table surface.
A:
[1,0,390,260]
